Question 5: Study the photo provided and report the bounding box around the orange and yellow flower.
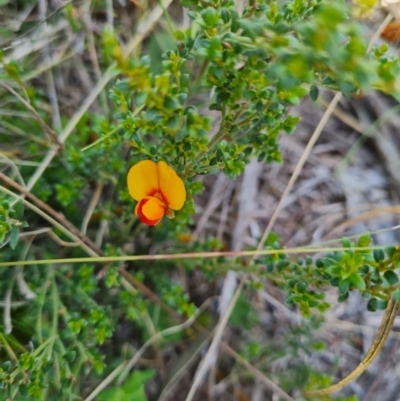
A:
[127,160,186,226]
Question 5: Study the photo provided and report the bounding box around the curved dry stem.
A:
[256,91,343,251]
[184,280,244,401]
[117,296,218,387]
[0,171,101,254]
[302,12,397,397]
[0,82,62,149]
[0,185,96,257]
[26,0,174,193]
[303,298,399,397]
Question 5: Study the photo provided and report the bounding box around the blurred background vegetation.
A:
[1,0,400,400]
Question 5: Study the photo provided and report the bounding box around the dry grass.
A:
[2,1,400,400]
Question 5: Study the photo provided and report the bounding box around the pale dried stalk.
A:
[4,289,12,334]
[186,11,395,401]
[81,182,104,235]
[257,91,342,251]
[0,82,62,149]
[0,185,96,257]
[38,0,62,131]
[26,0,175,192]
[303,12,399,397]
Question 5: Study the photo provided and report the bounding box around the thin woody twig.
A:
[1,0,74,50]
[193,12,397,401]
[48,230,81,248]
[257,13,394,252]
[0,171,101,254]
[81,182,104,235]
[119,268,294,401]
[4,289,12,334]
[26,0,175,193]
[0,82,63,150]
[257,91,343,251]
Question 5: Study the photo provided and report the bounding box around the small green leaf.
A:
[330,277,340,287]
[368,298,388,311]
[134,91,148,106]
[309,85,319,102]
[371,267,381,281]
[13,201,24,220]
[124,369,155,393]
[393,288,400,303]
[201,7,220,27]
[358,233,371,247]
[166,115,180,130]
[296,282,308,293]
[10,384,19,399]
[316,302,330,312]
[180,74,189,89]
[384,270,399,285]
[338,278,350,295]
[97,388,126,401]
[342,237,351,248]
[64,351,76,362]
[386,246,396,258]
[145,108,162,123]
[285,294,295,305]
[220,8,230,23]
[209,103,222,111]
[163,96,180,110]
[367,298,376,312]
[178,93,188,105]
[257,152,266,162]
[373,249,385,262]
[339,81,356,98]
[9,226,19,250]
[68,319,86,334]
[349,272,366,291]
[326,264,341,277]
[230,293,258,328]
[115,79,131,91]
[0,230,5,245]
[307,298,319,308]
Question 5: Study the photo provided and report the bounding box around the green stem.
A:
[81,125,121,152]
[36,267,53,343]
[55,338,72,376]
[183,123,229,177]
[236,112,258,129]
[0,332,18,362]
[0,245,392,267]
[45,272,59,362]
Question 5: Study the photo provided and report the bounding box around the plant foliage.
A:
[0,0,399,400]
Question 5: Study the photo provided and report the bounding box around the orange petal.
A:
[135,196,166,226]
[127,160,159,201]
[157,161,186,210]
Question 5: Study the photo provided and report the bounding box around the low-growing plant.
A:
[0,0,399,400]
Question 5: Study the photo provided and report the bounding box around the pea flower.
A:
[127,160,186,226]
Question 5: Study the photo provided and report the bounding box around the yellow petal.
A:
[157,161,186,210]
[136,196,166,226]
[127,160,159,201]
